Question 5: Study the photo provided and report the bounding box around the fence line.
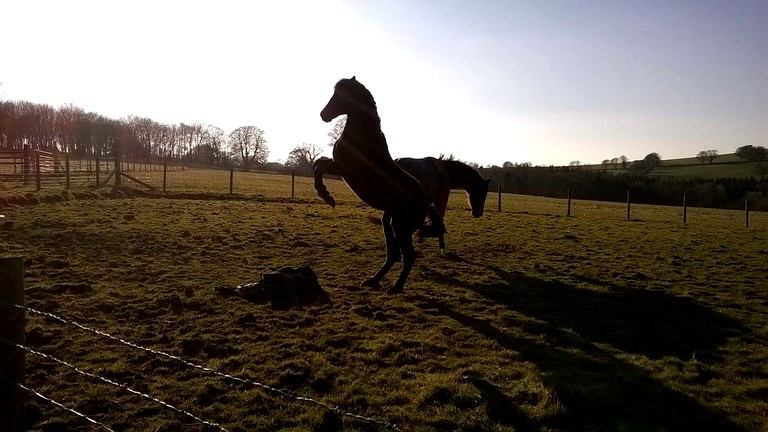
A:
[0,338,226,431]
[6,302,400,431]
[0,377,115,432]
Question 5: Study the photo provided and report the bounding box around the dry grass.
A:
[1,170,766,431]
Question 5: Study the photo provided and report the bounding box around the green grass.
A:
[583,153,763,179]
[650,161,763,179]
[1,171,767,431]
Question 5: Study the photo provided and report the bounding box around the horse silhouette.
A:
[396,156,490,255]
[313,77,445,294]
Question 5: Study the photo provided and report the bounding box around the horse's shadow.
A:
[412,256,747,431]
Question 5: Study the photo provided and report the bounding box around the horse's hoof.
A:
[386,285,404,295]
[360,278,381,289]
[323,196,336,207]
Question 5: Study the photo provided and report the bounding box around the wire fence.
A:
[1,301,400,431]
[0,377,115,432]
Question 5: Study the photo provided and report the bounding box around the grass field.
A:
[583,153,764,179]
[1,171,767,431]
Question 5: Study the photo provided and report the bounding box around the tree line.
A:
[478,157,768,212]
[3,96,765,211]
[0,99,326,172]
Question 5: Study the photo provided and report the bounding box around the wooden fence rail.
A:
[0,146,186,190]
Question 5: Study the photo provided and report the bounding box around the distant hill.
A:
[582,153,763,179]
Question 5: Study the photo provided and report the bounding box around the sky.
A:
[2,0,766,167]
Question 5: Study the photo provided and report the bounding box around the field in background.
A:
[583,153,764,179]
[1,172,767,431]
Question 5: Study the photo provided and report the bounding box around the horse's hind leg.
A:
[361,212,400,289]
[387,216,419,295]
[387,214,424,294]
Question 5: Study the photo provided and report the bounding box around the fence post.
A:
[35,151,42,191]
[65,152,70,190]
[229,164,234,194]
[0,256,25,432]
[626,189,631,220]
[745,198,749,228]
[163,157,168,193]
[95,153,100,187]
[683,194,687,224]
[291,169,295,199]
[497,182,502,212]
[113,146,122,187]
[22,145,30,185]
[567,188,572,217]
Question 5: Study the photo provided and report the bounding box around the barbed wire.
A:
[0,338,226,431]
[0,376,115,432]
[2,301,400,430]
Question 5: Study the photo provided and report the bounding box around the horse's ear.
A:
[351,76,357,81]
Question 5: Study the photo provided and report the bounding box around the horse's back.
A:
[395,157,451,214]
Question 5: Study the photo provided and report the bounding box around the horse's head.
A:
[468,178,491,217]
[321,76,378,122]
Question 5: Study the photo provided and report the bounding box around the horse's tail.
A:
[418,204,446,238]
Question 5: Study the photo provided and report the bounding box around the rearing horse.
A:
[313,77,445,294]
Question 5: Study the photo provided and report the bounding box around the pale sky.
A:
[3,0,766,167]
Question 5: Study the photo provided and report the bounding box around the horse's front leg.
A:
[313,157,339,208]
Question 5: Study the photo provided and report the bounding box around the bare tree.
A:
[229,125,268,171]
[152,123,177,159]
[201,125,227,166]
[125,116,157,161]
[696,149,719,164]
[287,142,324,175]
[58,106,89,153]
[620,155,628,169]
[327,116,346,146]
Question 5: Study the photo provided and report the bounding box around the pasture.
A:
[1,171,767,431]
[582,153,764,180]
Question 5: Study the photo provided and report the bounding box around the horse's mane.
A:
[337,78,380,125]
[441,158,484,185]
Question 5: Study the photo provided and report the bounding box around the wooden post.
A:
[0,256,25,432]
[112,143,122,187]
[626,189,631,220]
[497,182,502,212]
[229,164,234,194]
[162,157,168,193]
[683,194,687,224]
[291,169,295,199]
[22,145,30,185]
[745,198,749,228]
[95,153,100,187]
[65,152,70,190]
[35,151,42,191]
[567,188,572,217]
